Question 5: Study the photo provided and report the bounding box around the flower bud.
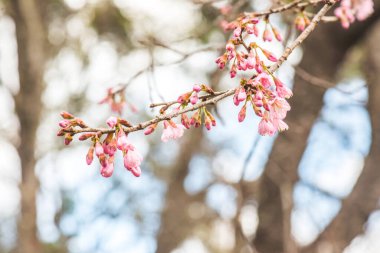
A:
[190,93,198,105]
[60,111,74,119]
[261,49,277,62]
[272,27,282,42]
[193,85,201,93]
[59,120,71,128]
[238,105,247,122]
[64,133,73,145]
[79,133,94,141]
[95,142,104,157]
[144,124,157,135]
[263,28,273,42]
[106,116,118,128]
[181,114,191,129]
[86,146,94,165]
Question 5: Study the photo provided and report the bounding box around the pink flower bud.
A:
[98,154,107,167]
[124,149,143,173]
[233,26,242,38]
[272,27,282,42]
[101,162,114,178]
[74,118,87,128]
[181,114,191,129]
[215,55,227,69]
[106,116,118,128]
[237,88,247,102]
[64,133,73,145]
[295,15,306,31]
[226,41,235,51]
[86,146,94,165]
[238,105,247,122]
[263,28,273,42]
[60,111,74,119]
[79,133,94,141]
[130,166,141,177]
[103,138,117,156]
[255,90,264,100]
[190,93,198,105]
[144,124,156,135]
[230,65,237,78]
[117,130,134,151]
[193,85,201,93]
[261,49,277,62]
[59,120,71,128]
[95,142,104,157]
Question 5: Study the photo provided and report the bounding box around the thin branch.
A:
[244,0,324,18]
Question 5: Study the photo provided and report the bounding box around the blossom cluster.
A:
[335,0,374,28]
[58,112,143,178]
[216,16,292,136]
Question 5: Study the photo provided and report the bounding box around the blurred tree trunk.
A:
[6,0,47,252]
[253,5,380,252]
[156,70,224,253]
[155,129,204,253]
[301,19,380,253]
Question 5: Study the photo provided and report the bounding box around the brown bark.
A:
[6,0,47,252]
[253,4,380,252]
[155,129,208,253]
[301,19,380,253]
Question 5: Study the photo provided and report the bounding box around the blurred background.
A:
[0,0,380,252]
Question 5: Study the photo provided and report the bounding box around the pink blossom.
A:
[124,149,143,177]
[258,118,276,136]
[272,118,289,132]
[256,73,272,88]
[233,26,242,38]
[161,121,185,142]
[106,116,118,128]
[274,78,293,98]
[103,138,117,156]
[354,0,374,20]
[271,99,291,119]
[335,0,373,28]
[101,162,114,178]
[116,130,134,151]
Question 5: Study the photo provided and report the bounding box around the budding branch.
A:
[62,0,338,137]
